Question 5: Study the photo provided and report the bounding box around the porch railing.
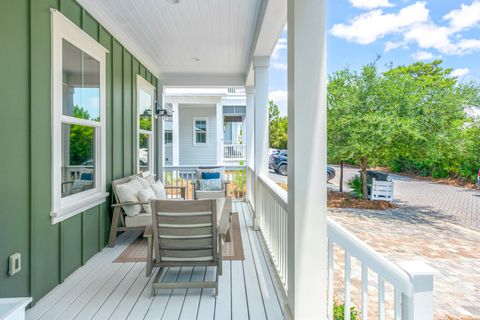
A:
[162,165,246,200]
[223,144,246,160]
[252,173,435,320]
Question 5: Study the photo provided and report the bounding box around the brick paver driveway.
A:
[329,207,480,319]
[331,166,480,230]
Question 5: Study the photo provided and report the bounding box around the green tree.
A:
[70,105,94,165]
[269,101,288,149]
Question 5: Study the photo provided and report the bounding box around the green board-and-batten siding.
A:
[0,0,158,302]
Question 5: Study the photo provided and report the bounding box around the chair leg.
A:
[215,264,219,297]
[146,236,153,276]
[108,207,121,247]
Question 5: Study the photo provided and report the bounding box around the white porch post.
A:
[287,0,328,319]
[172,102,180,166]
[245,86,255,206]
[216,102,223,165]
[253,57,270,230]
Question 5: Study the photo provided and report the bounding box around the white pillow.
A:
[134,176,150,188]
[145,175,156,185]
[116,180,143,216]
[138,187,156,214]
[151,182,167,199]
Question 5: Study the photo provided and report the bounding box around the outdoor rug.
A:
[114,212,244,262]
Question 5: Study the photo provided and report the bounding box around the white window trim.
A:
[193,117,209,146]
[51,9,109,224]
[136,75,155,175]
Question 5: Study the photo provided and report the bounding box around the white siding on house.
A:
[179,104,217,165]
[164,145,173,165]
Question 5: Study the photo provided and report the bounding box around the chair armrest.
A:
[111,201,149,207]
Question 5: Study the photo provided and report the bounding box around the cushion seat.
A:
[125,212,152,227]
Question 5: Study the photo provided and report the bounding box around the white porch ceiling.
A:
[78,0,264,84]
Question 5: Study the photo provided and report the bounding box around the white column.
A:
[287,0,328,319]
[245,86,255,169]
[216,102,224,165]
[172,102,180,166]
[253,56,270,230]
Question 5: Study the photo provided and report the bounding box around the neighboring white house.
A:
[164,87,246,166]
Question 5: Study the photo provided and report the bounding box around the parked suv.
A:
[477,168,480,186]
[269,150,336,181]
[269,150,288,175]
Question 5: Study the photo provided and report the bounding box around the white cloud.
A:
[269,90,288,114]
[385,41,405,52]
[443,1,480,32]
[330,2,429,44]
[331,1,480,57]
[451,68,470,78]
[411,51,434,61]
[349,0,393,9]
[271,62,287,70]
[272,38,287,60]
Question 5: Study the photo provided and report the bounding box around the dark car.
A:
[269,151,336,181]
[269,150,288,175]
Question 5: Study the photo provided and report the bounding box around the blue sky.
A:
[269,0,480,115]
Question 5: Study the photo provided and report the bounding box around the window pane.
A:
[62,39,100,121]
[165,130,173,144]
[139,89,152,131]
[195,120,206,132]
[61,123,96,197]
[139,133,150,172]
[196,132,207,144]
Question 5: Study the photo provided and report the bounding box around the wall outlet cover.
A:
[9,253,21,276]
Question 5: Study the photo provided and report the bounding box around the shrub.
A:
[333,301,359,320]
[347,175,364,199]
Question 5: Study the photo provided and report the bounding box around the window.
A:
[137,76,155,174]
[164,119,173,145]
[193,117,208,145]
[51,10,108,224]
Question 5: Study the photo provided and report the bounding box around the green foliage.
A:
[269,101,288,149]
[69,105,94,165]
[328,60,480,185]
[347,175,364,199]
[333,301,359,320]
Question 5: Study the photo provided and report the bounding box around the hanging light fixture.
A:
[155,101,173,118]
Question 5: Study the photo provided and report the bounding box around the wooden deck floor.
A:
[26,201,284,320]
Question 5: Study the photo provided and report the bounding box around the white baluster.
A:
[378,276,385,320]
[394,288,401,320]
[345,252,351,320]
[327,240,334,320]
[362,263,368,320]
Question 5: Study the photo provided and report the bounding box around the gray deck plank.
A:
[143,267,182,320]
[234,202,267,320]
[196,267,217,320]
[213,261,231,320]
[160,267,194,320]
[179,266,206,320]
[240,202,284,319]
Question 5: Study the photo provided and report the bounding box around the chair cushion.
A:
[134,176,150,188]
[145,175,156,185]
[151,180,167,199]
[125,213,152,227]
[199,179,223,191]
[138,187,156,214]
[115,179,143,217]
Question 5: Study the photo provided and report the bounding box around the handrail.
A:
[327,217,413,295]
[258,173,287,210]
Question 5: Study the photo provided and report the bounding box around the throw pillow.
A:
[134,176,150,188]
[115,180,143,216]
[145,175,156,185]
[199,179,223,191]
[202,172,220,180]
[151,182,167,199]
[138,187,156,214]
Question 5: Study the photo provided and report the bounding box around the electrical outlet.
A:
[9,253,21,276]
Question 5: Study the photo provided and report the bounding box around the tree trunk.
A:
[360,157,368,200]
[339,161,344,192]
